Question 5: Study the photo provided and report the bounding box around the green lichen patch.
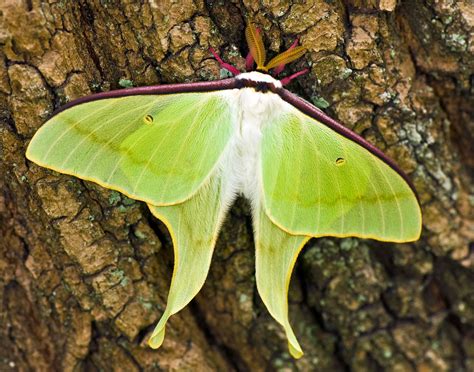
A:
[312,96,330,109]
[118,78,134,88]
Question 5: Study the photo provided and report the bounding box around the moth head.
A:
[245,23,306,73]
[210,23,308,84]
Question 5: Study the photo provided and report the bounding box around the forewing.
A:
[26,91,234,205]
[261,106,422,242]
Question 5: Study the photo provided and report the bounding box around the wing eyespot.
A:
[144,114,154,125]
[335,157,345,166]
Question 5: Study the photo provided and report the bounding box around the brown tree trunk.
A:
[1,1,473,371]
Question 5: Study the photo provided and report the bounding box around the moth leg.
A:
[209,48,241,75]
[280,68,310,86]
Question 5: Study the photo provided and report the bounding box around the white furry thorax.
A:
[218,72,288,209]
[234,71,284,127]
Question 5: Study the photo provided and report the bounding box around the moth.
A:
[26,23,422,358]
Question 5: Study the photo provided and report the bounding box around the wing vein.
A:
[352,151,385,236]
[288,120,305,229]
[340,141,366,235]
[155,99,208,198]
[59,101,156,169]
[42,100,117,161]
[107,101,201,187]
[130,101,205,195]
[373,159,404,239]
[82,99,159,175]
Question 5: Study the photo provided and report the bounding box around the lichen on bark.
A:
[1,1,473,371]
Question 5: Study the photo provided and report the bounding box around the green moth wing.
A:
[26,92,234,205]
[26,87,237,352]
[147,172,227,349]
[255,99,422,359]
[254,205,309,359]
[260,105,422,242]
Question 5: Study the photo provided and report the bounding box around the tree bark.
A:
[1,0,473,371]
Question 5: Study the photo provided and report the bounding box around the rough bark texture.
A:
[1,0,473,371]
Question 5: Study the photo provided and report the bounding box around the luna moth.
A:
[26,23,422,358]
